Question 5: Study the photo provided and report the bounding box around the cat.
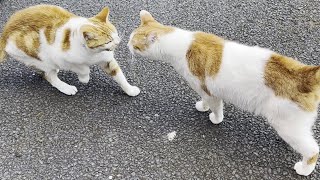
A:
[0,5,140,96]
[128,10,320,176]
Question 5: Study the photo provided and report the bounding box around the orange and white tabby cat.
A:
[128,10,320,176]
[0,5,140,96]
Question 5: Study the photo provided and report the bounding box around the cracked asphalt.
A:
[1,0,320,179]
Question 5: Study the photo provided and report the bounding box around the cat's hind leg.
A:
[207,96,224,124]
[195,99,210,112]
[272,117,319,176]
[45,69,78,95]
[101,59,140,96]
[5,40,77,95]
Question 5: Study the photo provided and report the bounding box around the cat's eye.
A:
[133,46,140,51]
[106,41,112,44]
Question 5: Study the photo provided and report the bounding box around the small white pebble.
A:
[108,175,113,179]
[155,114,159,117]
[167,131,177,141]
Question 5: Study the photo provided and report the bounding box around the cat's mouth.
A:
[104,45,117,51]
[104,47,115,51]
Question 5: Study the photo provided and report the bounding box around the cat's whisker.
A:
[129,53,140,85]
[118,30,125,40]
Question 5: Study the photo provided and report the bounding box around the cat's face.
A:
[81,7,120,52]
[128,10,174,57]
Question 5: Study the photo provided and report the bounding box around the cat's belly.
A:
[207,41,275,115]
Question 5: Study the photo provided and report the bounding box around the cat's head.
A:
[81,7,120,52]
[128,10,174,57]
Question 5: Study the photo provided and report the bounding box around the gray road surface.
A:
[1,0,320,179]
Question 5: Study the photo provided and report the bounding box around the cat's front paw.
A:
[58,84,78,96]
[209,112,223,124]
[195,101,209,112]
[124,86,141,97]
[294,161,315,176]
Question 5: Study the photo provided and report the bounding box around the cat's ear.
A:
[94,7,110,22]
[80,26,97,41]
[83,32,96,41]
[140,10,155,25]
[147,32,157,43]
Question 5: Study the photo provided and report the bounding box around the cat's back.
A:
[213,41,273,90]
[3,5,75,39]
[1,5,76,59]
[210,40,320,115]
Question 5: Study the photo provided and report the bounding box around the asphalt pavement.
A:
[1,0,320,179]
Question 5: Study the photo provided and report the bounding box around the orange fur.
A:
[0,36,6,62]
[62,29,71,51]
[80,24,113,49]
[44,26,57,45]
[0,5,116,61]
[308,153,319,165]
[186,32,224,95]
[94,7,110,22]
[130,13,174,51]
[264,54,320,111]
[201,83,212,96]
[0,5,75,60]
[81,7,117,49]
[103,61,119,76]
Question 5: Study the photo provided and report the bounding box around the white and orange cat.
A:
[128,10,320,176]
[0,5,140,96]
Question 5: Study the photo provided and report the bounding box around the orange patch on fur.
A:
[81,7,117,49]
[94,7,110,23]
[264,54,320,111]
[81,24,114,49]
[1,5,75,60]
[110,69,118,76]
[44,26,57,44]
[103,61,120,76]
[186,32,224,95]
[0,36,6,61]
[130,11,174,52]
[62,29,71,51]
[10,31,40,59]
[201,83,212,96]
[131,23,174,51]
[307,153,319,165]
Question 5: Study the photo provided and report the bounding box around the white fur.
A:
[129,26,319,176]
[5,17,140,96]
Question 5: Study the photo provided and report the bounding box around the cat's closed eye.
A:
[133,45,140,51]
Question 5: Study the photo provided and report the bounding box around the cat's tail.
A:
[0,36,7,63]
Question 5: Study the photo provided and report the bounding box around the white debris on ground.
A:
[167,131,177,141]
[108,175,113,179]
